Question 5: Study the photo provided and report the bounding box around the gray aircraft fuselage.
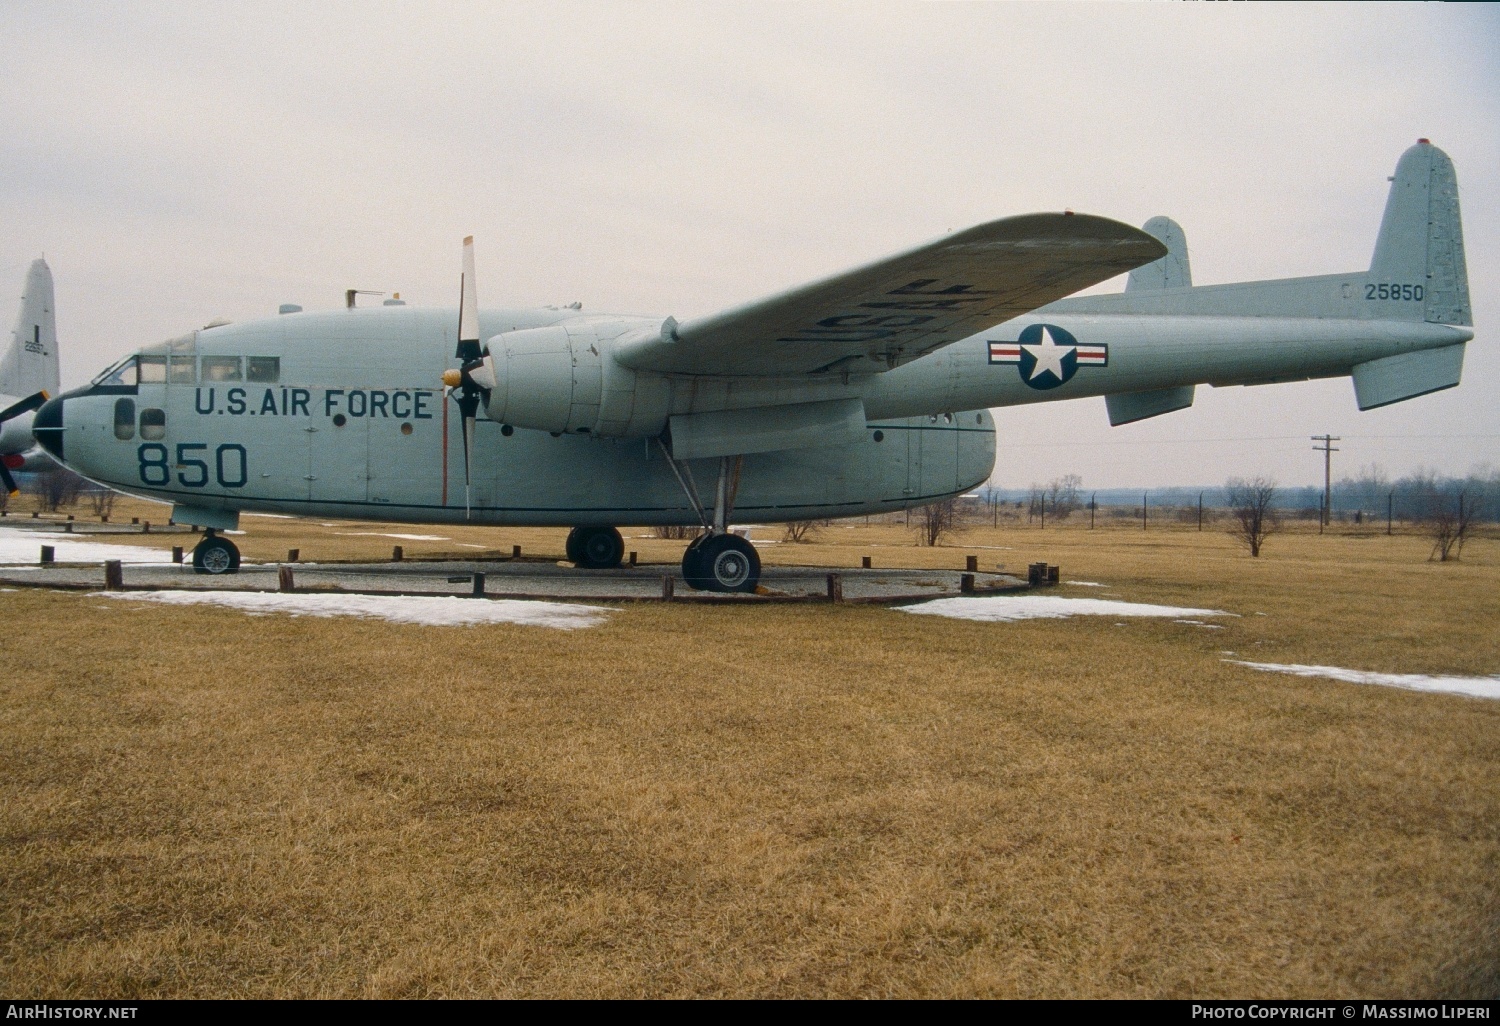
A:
[37,287,1467,530]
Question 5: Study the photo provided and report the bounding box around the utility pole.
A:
[1312,435,1340,531]
[1090,492,1096,530]
[1142,491,1147,531]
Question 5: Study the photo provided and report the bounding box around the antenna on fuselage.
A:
[344,289,384,309]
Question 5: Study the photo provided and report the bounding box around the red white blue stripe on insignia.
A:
[988,340,1108,366]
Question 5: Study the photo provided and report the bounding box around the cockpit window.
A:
[201,356,242,382]
[169,355,196,383]
[138,355,167,384]
[92,357,138,388]
[246,357,280,383]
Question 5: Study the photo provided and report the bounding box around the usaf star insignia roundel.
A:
[987,323,1107,390]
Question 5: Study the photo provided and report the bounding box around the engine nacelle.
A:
[480,317,672,437]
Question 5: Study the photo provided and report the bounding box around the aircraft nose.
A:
[33,395,64,461]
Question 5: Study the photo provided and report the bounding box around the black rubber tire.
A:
[570,526,624,569]
[192,536,241,575]
[693,534,760,593]
[680,533,712,589]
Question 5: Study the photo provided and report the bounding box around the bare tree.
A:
[781,518,833,543]
[651,524,704,540]
[27,468,84,513]
[1225,476,1279,557]
[1026,484,1046,524]
[84,484,120,519]
[914,496,963,547]
[1424,488,1481,562]
[1046,474,1083,520]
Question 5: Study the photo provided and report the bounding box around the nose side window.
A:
[114,398,136,440]
[139,407,166,441]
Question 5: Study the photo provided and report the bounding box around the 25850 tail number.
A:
[1366,283,1424,301]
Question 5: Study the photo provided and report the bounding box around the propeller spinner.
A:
[0,390,49,495]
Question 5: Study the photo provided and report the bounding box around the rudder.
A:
[1367,141,1470,326]
[0,259,59,397]
[1126,216,1192,292]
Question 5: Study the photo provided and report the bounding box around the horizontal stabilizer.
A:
[1105,385,1195,426]
[669,398,866,461]
[1351,343,1464,411]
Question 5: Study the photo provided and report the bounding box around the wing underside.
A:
[616,213,1165,378]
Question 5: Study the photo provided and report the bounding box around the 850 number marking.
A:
[1366,283,1424,301]
[138,443,247,488]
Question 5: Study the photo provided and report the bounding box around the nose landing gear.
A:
[191,530,241,575]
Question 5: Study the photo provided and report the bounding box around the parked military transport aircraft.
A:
[34,142,1472,590]
[0,259,59,494]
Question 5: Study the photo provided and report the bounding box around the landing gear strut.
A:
[565,525,624,569]
[658,443,760,593]
[191,529,240,575]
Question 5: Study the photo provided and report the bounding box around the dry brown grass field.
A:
[1,496,1498,997]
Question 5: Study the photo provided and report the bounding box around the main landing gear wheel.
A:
[682,533,760,593]
[565,525,624,569]
[191,534,241,575]
[681,533,711,589]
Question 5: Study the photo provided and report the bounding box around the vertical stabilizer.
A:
[1368,141,1470,326]
[1,259,59,397]
[1125,216,1191,291]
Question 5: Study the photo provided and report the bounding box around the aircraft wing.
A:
[615,213,1166,377]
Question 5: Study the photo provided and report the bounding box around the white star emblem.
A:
[1021,325,1074,383]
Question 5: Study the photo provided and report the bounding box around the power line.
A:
[991,432,1499,448]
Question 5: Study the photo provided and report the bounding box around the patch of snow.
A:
[457,543,487,549]
[898,595,1226,623]
[335,532,450,541]
[1174,619,1224,629]
[0,527,173,565]
[1066,581,1106,587]
[99,590,611,629]
[244,512,296,519]
[1226,660,1500,701]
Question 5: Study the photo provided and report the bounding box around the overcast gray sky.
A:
[2,1,1496,489]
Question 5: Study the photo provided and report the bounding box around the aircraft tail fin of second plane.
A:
[1367,140,1470,326]
[1,259,60,398]
[1125,216,1192,292]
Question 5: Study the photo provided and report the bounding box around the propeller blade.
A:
[0,390,49,423]
[0,462,16,497]
[457,236,481,363]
